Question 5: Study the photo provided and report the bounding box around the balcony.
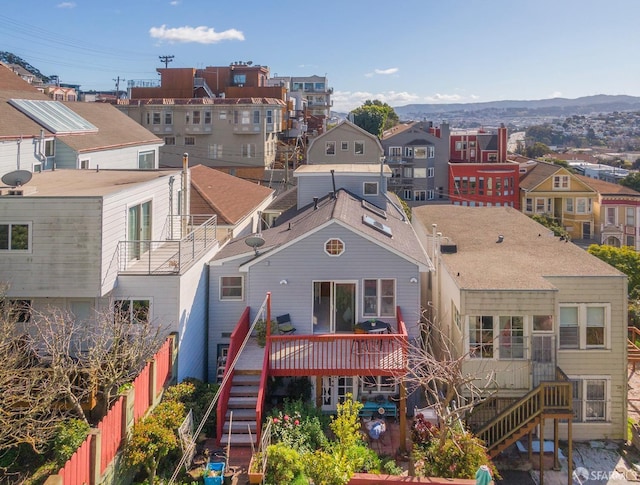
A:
[117,214,217,275]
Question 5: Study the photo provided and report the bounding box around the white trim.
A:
[219,275,244,301]
[0,221,33,253]
[363,181,379,196]
[558,303,611,350]
[567,374,611,422]
[324,237,345,257]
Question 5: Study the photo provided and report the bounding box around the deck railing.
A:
[628,327,640,369]
[117,214,217,275]
[476,367,572,457]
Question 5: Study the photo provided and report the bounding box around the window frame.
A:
[559,304,610,350]
[627,207,635,226]
[414,147,427,159]
[220,276,244,301]
[341,141,349,151]
[427,167,435,178]
[184,136,196,146]
[363,181,379,196]
[114,298,151,325]
[569,376,610,422]
[354,141,364,156]
[0,222,31,252]
[138,150,155,169]
[164,136,176,146]
[469,315,494,359]
[362,278,396,318]
[324,238,345,257]
[325,141,336,156]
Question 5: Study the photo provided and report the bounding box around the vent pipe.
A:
[313,197,319,210]
[330,169,337,196]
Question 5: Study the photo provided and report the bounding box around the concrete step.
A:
[230,385,259,396]
[226,408,256,420]
[220,433,256,447]
[228,396,258,408]
[224,420,257,433]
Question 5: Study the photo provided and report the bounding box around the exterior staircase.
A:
[629,326,640,372]
[476,367,573,458]
[220,372,259,447]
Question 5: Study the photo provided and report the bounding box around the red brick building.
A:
[448,161,521,208]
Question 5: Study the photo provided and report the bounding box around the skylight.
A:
[362,215,392,237]
[362,200,387,219]
[9,99,98,134]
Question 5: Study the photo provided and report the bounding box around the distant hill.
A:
[0,51,51,83]
[392,95,640,120]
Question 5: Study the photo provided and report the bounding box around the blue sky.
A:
[1,0,638,112]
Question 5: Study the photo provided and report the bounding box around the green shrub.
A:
[302,449,351,485]
[344,443,380,473]
[255,319,277,347]
[269,400,329,453]
[264,443,303,485]
[52,419,90,465]
[163,381,196,403]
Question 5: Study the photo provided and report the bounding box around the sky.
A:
[1,0,639,113]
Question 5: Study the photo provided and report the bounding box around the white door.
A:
[321,376,356,412]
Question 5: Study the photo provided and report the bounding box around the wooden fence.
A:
[49,333,177,485]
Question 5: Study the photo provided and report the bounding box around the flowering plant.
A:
[268,403,328,453]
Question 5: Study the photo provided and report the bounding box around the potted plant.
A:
[248,452,264,484]
[255,319,276,347]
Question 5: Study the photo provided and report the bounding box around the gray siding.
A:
[0,197,103,297]
[308,122,383,164]
[208,222,422,377]
[55,142,161,170]
[0,139,42,177]
[297,172,389,209]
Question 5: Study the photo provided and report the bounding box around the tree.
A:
[587,244,640,299]
[349,100,399,137]
[524,142,551,158]
[620,172,640,193]
[125,400,185,485]
[530,214,570,240]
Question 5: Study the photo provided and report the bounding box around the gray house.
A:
[380,121,450,203]
[209,163,431,446]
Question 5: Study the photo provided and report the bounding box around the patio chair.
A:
[276,314,296,335]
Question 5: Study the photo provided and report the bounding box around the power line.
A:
[159,55,174,69]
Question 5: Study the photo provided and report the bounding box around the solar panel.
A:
[9,99,98,134]
[362,200,387,219]
[362,215,393,237]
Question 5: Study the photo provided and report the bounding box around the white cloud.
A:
[170,0,180,5]
[149,25,244,44]
[374,68,398,75]
[549,91,563,98]
[57,2,76,8]
[424,93,464,102]
[332,90,421,113]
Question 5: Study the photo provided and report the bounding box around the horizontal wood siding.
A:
[0,139,42,175]
[462,359,531,392]
[0,197,102,297]
[54,142,78,169]
[462,289,557,314]
[549,275,627,440]
[307,123,382,165]
[297,172,389,209]
[100,176,174,294]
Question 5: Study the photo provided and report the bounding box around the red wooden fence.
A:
[98,396,124,474]
[58,434,93,485]
[55,335,175,485]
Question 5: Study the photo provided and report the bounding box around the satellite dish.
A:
[1,170,32,187]
[244,234,265,255]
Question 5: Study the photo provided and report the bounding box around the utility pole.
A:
[159,55,174,68]
[113,76,125,97]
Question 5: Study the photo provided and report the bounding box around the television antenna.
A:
[1,170,32,187]
[244,234,265,255]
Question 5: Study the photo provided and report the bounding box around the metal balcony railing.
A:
[117,215,217,275]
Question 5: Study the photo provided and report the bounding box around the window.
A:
[204,111,212,124]
[220,276,243,300]
[566,198,574,213]
[165,136,176,145]
[586,306,605,347]
[403,167,413,178]
[570,378,608,422]
[553,175,570,190]
[469,316,494,358]
[362,375,397,394]
[627,207,635,226]
[533,315,554,332]
[525,198,533,213]
[414,147,427,159]
[487,154,498,162]
[324,238,344,256]
[403,189,412,200]
[209,144,222,159]
[560,304,608,349]
[114,299,150,324]
[414,190,426,201]
[164,112,173,125]
[363,182,378,195]
[535,198,546,213]
[455,141,463,151]
[0,223,30,251]
[80,159,89,169]
[559,306,579,349]
[233,74,246,85]
[219,111,227,120]
[138,150,155,169]
[152,112,161,125]
[404,147,413,157]
[242,143,256,158]
[499,316,524,359]
[192,111,201,124]
[326,141,336,155]
[576,198,591,214]
[389,146,402,157]
[627,235,635,247]
[606,207,616,225]
[184,136,195,146]
[253,110,260,124]
[427,190,434,200]
[354,141,364,155]
[406,167,422,179]
[452,303,461,330]
[427,167,435,178]
[341,141,348,151]
[427,146,435,158]
[45,139,55,157]
[363,279,395,317]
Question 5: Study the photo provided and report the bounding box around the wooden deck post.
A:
[315,375,322,409]
[399,380,407,453]
[553,418,560,470]
[567,418,573,485]
[539,417,544,485]
[528,429,533,462]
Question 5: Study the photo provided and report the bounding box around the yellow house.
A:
[519,161,598,240]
